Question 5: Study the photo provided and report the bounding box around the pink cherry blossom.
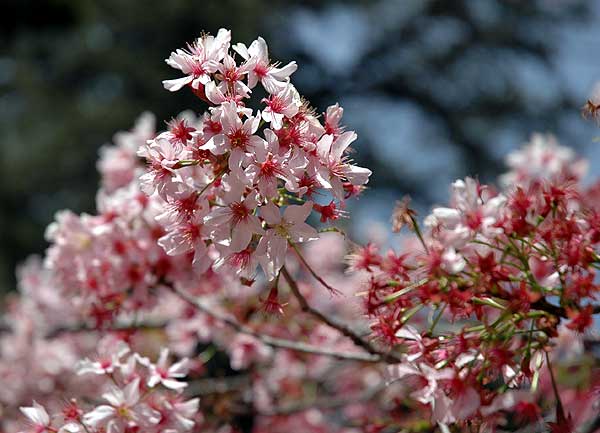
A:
[163,28,231,91]
[232,36,297,94]
[19,401,50,433]
[204,178,264,252]
[216,53,255,98]
[314,132,372,200]
[158,211,211,271]
[83,378,158,432]
[202,101,265,171]
[323,103,345,137]
[261,84,301,129]
[244,129,306,198]
[11,26,599,433]
[147,348,190,390]
[258,201,319,280]
[76,342,130,376]
[213,244,263,280]
[138,137,187,199]
[163,397,200,431]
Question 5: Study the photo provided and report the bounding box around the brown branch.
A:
[0,269,404,364]
[186,375,251,397]
[0,319,167,338]
[170,284,381,363]
[530,299,600,319]
[280,266,401,363]
[45,320,167,339]
[1,285,383,362]
[530,299,567,318]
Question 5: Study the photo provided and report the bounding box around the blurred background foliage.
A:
[2,0,600,293]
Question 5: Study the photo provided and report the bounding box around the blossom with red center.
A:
[313,200,345,223]
[297,173,320,197]
[274,120,304,151]
[147,348,190,390]
[163,28,231,92]
[257,201,318,280]
[324,103,345,138]
[76,342,130,376]
[158,212,211,272]
[213,245,262,280]
[20,402,53,433]
[232,36,297,94]
[167,118,195,145]
[313,132,372,200]
[261,84,301,129]
[204,179,264,252]
[346,243,382,272]
[138,137,187,199]
[201,101,265,171]
[500,133,587,188]
[83,378,156,431]
[156,191,207,226]
[245,130,306,198]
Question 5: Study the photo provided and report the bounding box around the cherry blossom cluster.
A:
[44,112,181,325]
[41,28,371,327]
[353,133,600,430]
[19,343,198,433]
[143,28,371,282]
[0,106,380,432]
[3,28,600,433]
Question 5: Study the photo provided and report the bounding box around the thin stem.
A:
[545,350,565,422]
[79,421,93,433]
[280,266,401,363]
[409,214,429,254]
[428,303,447,336]
[281,192,306,204]
[289,241,342,295]
[383,278,428,303]
[197,166,227,197]
[174,159,202,168]
[318,226,347,237]
[401,304,424,324]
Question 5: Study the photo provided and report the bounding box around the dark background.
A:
[2,0,600,293]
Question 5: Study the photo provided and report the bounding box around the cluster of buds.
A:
[352,133,600,429]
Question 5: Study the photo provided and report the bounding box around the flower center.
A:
[254,63,269,78]
[259,156,283,178]
[228,129,249,150]
[117,405,131,419]
[229,248,252,268]
[230,202,250,225]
